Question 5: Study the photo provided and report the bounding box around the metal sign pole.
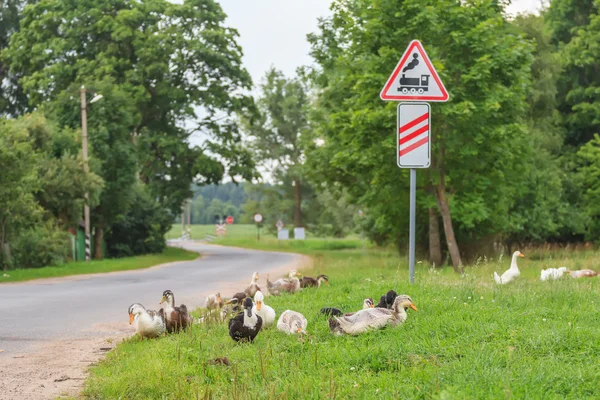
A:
[409,168,416,284]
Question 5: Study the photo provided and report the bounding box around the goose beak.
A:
[409,303,418,311]
[370,304,374,308]
[129,313,135,324]
[160,296,166,304]
[519,253,525,257]
[325,281,330,285]
[257,301,262,311]
[217,296,222,303]
[297,327,302,333]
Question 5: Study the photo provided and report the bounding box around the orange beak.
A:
[257,301,262,311]
[325,281,330,285]
[129,313,135,324]
[297,327,302,333]
[519,253,525,258]
[217,295,222,303]
[370,304,374,308]
[409,303,418,311]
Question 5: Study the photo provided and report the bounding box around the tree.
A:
[577,134,600,242]
[307,0,533,270]
[245,68,311,227]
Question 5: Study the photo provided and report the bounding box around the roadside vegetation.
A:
[0,247,198,284]
[84,240,600,399]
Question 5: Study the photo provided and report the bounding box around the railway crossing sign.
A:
[397,103,430,168]
[216,224,227,237]
[380,40,449,102]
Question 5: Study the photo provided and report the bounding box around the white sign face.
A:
[253,213,263,223]
[276,219,284,231]
[380,40,449,102]
[293,227,305,240]
[277,229,289,240]
[397,102,431,168]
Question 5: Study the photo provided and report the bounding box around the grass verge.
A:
[84,246,600,399]
[0,247,198,284]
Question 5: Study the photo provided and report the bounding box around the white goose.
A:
[540,267,568,281]
[493,251,524,284]
[277,310,307,334]
[128,303,166,340]
[252,290,276,326]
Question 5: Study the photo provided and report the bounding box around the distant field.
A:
[0,247,199,283]
[84,244,600,399]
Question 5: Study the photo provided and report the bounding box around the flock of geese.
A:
[127,250,595,342]
[128,270,417,342]
[493,250,599,284]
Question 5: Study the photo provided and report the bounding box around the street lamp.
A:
[80,85,102,261]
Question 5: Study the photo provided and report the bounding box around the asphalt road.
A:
[0,242,297,355]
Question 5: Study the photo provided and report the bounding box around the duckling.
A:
[300,274,329,288]
[329,295,417,336]
[252,290,276,326]
[245,272,261,297]
[375,290,397,309]
[493,251,524,284]
[228,297,263,342]
[321,298,374,317]
[567,269,597,278]
[160,290,192,333]
[128,303,166,340]
[267,270,302,295]
[277,310,308,334]
[205,292,223,310]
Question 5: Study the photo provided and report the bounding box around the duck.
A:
[300,274,329,288]
[540,267,568,281]
[493,251,524,284]
[567,269,597,278]
[329,295,417,336]
[252,290,276,326]
[267,270,302,295]
[128,303,166,340]
[224,292,247,309]
[160,290,192,333]
[375,290,398,308]
[205,292,223,310]
[277,310,308,334]
[320,298,375,317]
[245,272,261,297]
[228,297,263,342]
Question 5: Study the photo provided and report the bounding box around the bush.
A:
[10,222,70,269]
[104,185,172,257]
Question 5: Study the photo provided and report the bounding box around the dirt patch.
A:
[0,322,129,400]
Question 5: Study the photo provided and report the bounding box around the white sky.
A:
[218,0,544,86]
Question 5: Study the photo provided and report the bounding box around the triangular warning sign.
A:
[380,40,449,102]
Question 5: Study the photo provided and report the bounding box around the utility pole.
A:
[187,199,192,239]
[80,86,91,262]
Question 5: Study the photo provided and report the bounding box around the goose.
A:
[224,292,247,309]
[493,251,524,284]
[540,267,568,281]
[267,270,302,295]
[128,303,165,340]
[205,292,223,310]
[252,290,276,326]
[320,298,375,317]
[567,269,597,278]
[160,290,192,333]
[277,310,307,334]
[300,274,330,288]
[228,297,263,342]
[329,295,417,336]
[245,272,261,297]
[375,290,398,308]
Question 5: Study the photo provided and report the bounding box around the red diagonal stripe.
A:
[399,112,429,133]
[399,137,429,156]
[399,124,429,145]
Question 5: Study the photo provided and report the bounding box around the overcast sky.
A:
[218,0,545,86]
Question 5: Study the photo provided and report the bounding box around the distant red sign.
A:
[226,216,234,224]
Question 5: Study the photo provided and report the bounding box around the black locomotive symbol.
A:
[397,53,430,94]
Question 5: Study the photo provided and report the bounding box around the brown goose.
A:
[300,274,329,288]
[160,290,192,333]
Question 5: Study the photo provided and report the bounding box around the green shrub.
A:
[10,222,70,269]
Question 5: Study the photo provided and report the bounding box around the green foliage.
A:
[105,185,172,257]
[307,0,533,255]
[0,0,28,116]
[10,221,70,269]
[576,134,600,242]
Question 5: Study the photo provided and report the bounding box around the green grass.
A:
[0,247,198,284]
[84,246,600,399]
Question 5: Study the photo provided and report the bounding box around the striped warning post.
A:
[397,103,431,168]
[85,234,91,261]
